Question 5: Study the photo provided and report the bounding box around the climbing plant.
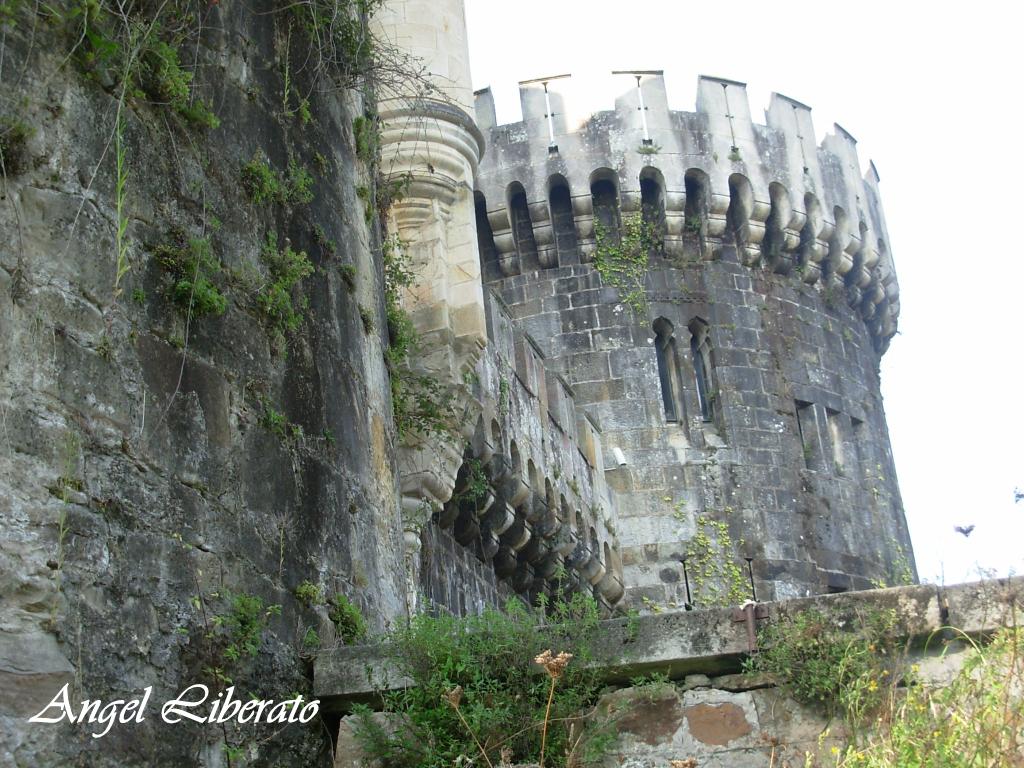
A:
[593,213,657,316]
[382,235,455,441]
[684,513,748,607]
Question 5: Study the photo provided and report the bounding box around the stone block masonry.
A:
[473,71,914,607]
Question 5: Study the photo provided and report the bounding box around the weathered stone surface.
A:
[0,4,407,765]
[683,701,753,745]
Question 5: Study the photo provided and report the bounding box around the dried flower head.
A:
[534,649,573,679]
[669,760,698,768]
[442,685,464,709]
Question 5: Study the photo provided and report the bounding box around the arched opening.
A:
[689,318,716,423]
[560,494,575,529]
[590,170,621,244]
[490,418,502,453]
[548,174,579,265]
[507,182,538,268]
[683,169,709,237]
[653,317,684,423]
[640,167,666,257]
[475,191,501,281]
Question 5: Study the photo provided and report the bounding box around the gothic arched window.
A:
[689,319,716,423]
[653,318,683,422]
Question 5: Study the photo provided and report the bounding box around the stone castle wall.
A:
[0,2,408,764]
[472,73,914,606]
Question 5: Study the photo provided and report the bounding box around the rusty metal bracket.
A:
[732,602,769,652]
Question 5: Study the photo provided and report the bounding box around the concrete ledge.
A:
[314,576,1024,706]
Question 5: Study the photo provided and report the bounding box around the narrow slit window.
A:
[653,318,682,422]
[796,400,821,470]
[689,320,715,423]
[826,409,845,475]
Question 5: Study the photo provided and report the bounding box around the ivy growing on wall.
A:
[593,213,657,317]
[684,513,749,607]
[382,236,455,441]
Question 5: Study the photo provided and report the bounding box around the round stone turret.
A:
[472,72,914,606]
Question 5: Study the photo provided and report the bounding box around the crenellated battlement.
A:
[473,73,899,351]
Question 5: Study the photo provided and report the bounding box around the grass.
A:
[832,626,1024,767]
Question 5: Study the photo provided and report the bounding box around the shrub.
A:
[354,595,607,768]
[745,607,902,725]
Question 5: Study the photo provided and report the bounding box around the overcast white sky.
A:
[464,0,1024,585]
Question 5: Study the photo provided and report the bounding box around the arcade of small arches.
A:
[474,167,894,349]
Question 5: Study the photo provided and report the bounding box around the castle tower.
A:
[472,73,915,606]
[372,0,488,610]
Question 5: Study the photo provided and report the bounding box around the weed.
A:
[833,626,1024,767]
[211,593,281,663]
[353,114,379,165]
[302,627,321,650]
[259,403,288,439]
[684,514,748,607]
[313,224,336,258]
[154,235,227,317]
[338,263,357,291]
[453,456,489,506]
[139,36,219,129]
[358,304,374,333]
[241,153,283,205]
[241,153,313,206]
[328,594,367,644]
[381,236,454,440]
[287,158,314,204]
[0,115,33,175]
[295,580,324,607]
[258,231,313,339]
[745,606,902,726]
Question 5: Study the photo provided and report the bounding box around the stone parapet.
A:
[473,73,898,351]
[314,576,1024,704]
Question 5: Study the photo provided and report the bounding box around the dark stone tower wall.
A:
[473,74,914,607]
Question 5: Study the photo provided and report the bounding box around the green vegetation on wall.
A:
[354,595,610,768]
[593,213,657,316]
